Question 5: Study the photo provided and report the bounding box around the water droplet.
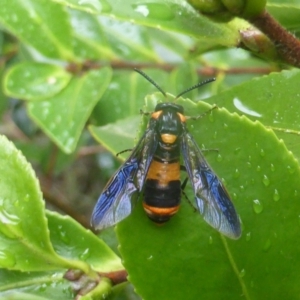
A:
[263,238,271,251]
[239,269,246,277]
[132,3,175,20]
[223,123,228,129]
[79,248,90,260]
[262,175,270,186]
[246,232,251,241]
[208,236,213,244]
[234,147,241,154]
[295,190,298,196]
[209,114,214,122]
[216,154,222,162]
[234,169,240,178]
[270,164,275,171]
[59,230,70,244]
[239,185,245,191]
[247,162,251,168]
[232,193,237,200]
[47,77,57,85]
[287,165,295,174]
[273,189,280,201]
[256,165,261,172]
[253,199,263,214]
[0,204,22,238]
[213,131,217,139]
[233,97,262,117]
[147,255,153,260]
[260,149,265,157]
[78,0,111,12]
[0,250,16,267]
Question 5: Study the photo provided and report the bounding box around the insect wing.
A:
[91,125,158,230]
[181,131,241,239]
[136,120,158,189]
[91,159,139,230]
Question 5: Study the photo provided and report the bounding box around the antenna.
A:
[176,78,216,99]
[134,68,167,97]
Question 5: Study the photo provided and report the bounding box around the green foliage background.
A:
[0,0,300,299]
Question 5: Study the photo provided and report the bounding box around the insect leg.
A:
[180,166,197,212]
[188,105,218,121]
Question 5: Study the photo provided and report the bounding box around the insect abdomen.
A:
[143,158,181,223]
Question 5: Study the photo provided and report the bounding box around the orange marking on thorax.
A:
[151,110,162,119]
[177,112,186,123]
[161,133,177,144]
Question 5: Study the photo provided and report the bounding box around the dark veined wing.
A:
[181,130,241,239]
[91,123,158,230]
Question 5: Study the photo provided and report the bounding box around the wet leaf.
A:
[0,135,88,272]
[115,93,300,299]
[47,211,123,273]
[3,62,72,100]
[53,0,240,47]
[0,0,75,59]
[28,67,112,153]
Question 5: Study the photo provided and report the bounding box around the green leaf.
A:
[0,269,74,300]
[89,115,141,161]
[3,62,72,100]
[0,0,75,60]
[92,69,168,126]
[0,135,88,272]
[267,2,300,30]
[53,0,240,47]
[28,67,112,154]
[47,210,123,272]
[99,16,160,61]
[205,69,300,160]
[116,93,300,299]
[69,10,115,60]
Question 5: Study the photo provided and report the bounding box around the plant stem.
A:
[250,10,300,67]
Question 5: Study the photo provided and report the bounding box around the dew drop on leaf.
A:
[80,248,90,260]
[132,3,175,20]
[233,169,240,178]
[234,147,241,154]
[59,229,70,244]
[239,269,246,277]
[78,0,111,13]
[246,232,251,241]
[253,199,263,214]
[262,175,270,186]
[0,250,16,267]
[287,165,295,174]
[273,189,280,201]
[263,238,271,251]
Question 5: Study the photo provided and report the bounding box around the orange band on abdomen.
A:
[146,160,180,187]
[143,203,180,216]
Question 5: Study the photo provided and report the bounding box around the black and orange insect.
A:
[91,70,241,239]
